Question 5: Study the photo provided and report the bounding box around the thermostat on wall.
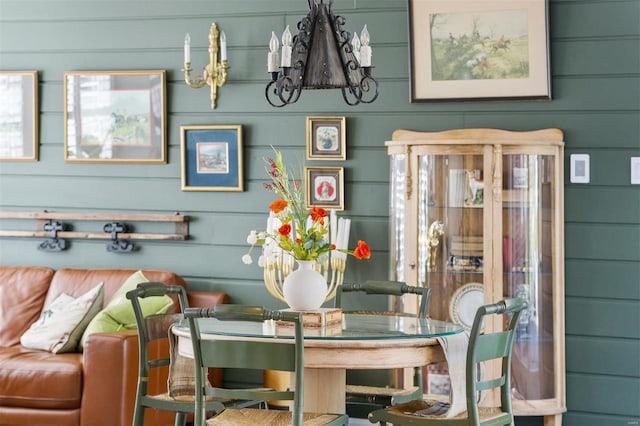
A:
[570,154,590,184]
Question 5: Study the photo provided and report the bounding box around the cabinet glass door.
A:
[502,153,557,402]
[418,153,486,325]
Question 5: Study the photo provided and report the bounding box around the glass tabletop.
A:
[178,313,463,341]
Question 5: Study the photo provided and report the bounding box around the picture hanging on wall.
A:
[408,0,551,102]
[306,116,346,161]
[180,125,243,192]
[305,166,344,210]
[63,70,166,163]
[0,71,38,161]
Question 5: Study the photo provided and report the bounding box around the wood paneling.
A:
[1,0,639,423]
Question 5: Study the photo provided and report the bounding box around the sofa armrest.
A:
[187,290,228,307]
[80,330,140,426]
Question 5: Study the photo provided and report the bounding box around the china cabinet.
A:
[387,128,566,425]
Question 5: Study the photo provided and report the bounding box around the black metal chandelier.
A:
[265,0,379,107]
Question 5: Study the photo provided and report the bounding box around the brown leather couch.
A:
[0,266,228,426]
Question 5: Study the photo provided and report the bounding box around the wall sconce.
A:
[265,0,379,107]
[183,22,229,109]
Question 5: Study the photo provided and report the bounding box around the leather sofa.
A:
[0,266,228,426]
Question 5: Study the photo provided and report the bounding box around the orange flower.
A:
[278,224,292,236]
[269,199,288,214]
[310,207,328,225]
[353,240,371,260]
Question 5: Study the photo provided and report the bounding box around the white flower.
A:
[257,255,265,267]
[242,254,253,265]
[246,230,258,245]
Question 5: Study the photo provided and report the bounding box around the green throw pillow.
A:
[79,270,174,350]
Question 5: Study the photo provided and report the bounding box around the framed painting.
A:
[180,125,243,192]
[64,70,166,163]
[0,71,38,161]
[305,166,344,210]
[408,0,551,102]
[306,116,346,161]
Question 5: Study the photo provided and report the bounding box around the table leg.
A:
[302,367,346,414]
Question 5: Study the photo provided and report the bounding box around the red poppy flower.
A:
[278,224,292,236]
[269,199,288,214]
[353,240,371,260]
[310,207,328,225]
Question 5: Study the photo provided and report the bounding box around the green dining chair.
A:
[184,304,349,426]
[334,280,432,417]
[126,282,261,426]
[368,297,527,426]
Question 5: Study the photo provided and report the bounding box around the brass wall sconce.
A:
[183,22,229,109]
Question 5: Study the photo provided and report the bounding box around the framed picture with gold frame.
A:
[305,166,344,210]
[0,71,38,161]
[306,116,346,160]
[63,70,166,163]
[180,125,243,192]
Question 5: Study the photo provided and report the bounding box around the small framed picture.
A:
[306,116,346,161]
[0,71,38,161]
[305,166,344,210]
[64,70,166,163]
[180,125,243,192]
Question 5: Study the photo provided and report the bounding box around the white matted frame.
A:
[64,70,166,163]
[305,166,344,210]
[408,0,551,102]
[0,71,38,161]
[306,116,346,161]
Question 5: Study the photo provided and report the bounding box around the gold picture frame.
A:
[306,116,346,161]
[408,0,551,101]
[180,125,243,192]
[0,71,38,161]
[305,166,344,210]
[64,70,166,163]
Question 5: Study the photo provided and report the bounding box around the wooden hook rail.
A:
[0,211,189,252]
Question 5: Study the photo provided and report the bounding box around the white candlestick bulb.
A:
[268,31,280,72]
[184,33,191,63]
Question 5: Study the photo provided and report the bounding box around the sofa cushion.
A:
[20,283,104,353]
[0,266,55,347]
[0,346,83,409]
[79,271,173,350]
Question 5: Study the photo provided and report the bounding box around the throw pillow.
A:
[20,282,104,353]
[79,270,173,350]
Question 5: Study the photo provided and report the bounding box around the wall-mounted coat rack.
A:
[0,211,189,253]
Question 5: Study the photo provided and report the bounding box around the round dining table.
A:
[173,312,464,414]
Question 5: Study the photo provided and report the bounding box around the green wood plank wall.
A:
[0,1,638,424]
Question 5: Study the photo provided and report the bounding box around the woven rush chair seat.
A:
[207,407,345,425]
[368,298,527,426]
[374,399,507,421]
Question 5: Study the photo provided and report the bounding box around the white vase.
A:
[282,260,327,311]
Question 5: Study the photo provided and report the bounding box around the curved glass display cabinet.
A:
[387,128,566,425]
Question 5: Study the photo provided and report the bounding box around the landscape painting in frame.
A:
[408,0,551,101]
[64,70,166,163]
[180,125,243,192]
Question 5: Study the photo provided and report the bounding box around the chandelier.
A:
[265,0,380,107]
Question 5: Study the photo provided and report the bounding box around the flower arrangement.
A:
[243,149,370,265]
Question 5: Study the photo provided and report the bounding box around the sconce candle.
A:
[184,33,191,63]
[182,22,229,109]
[359,25,372,67]
[351,33,361,64]
[280,25,292,67]
[220,30,227,61]
[268,31,280,73]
